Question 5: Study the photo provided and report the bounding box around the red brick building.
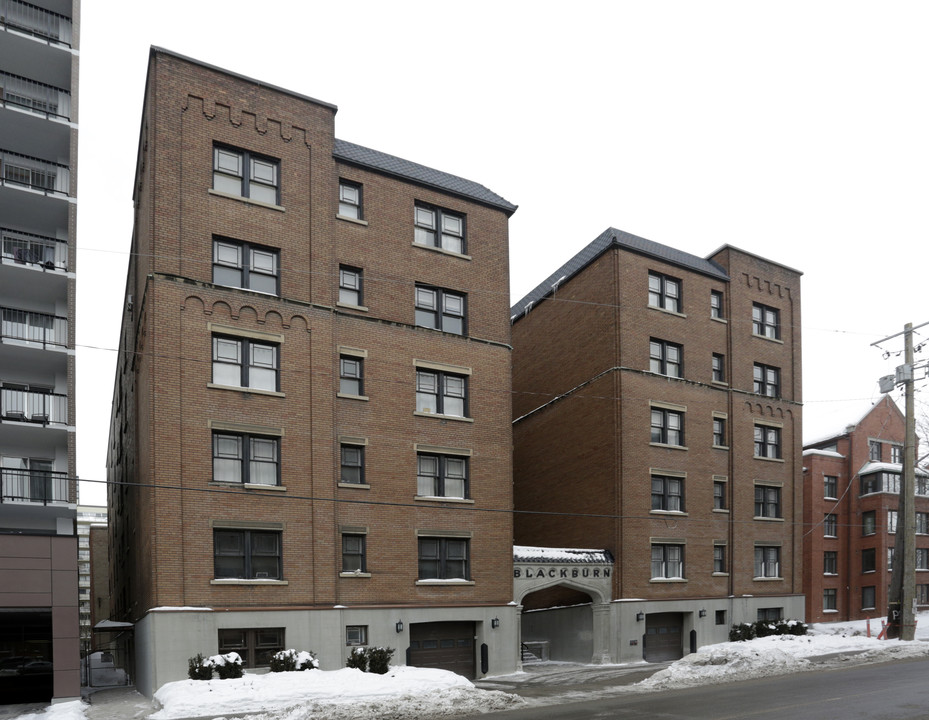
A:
[803,396,929,623]
[106,48,518,695]
[510,229,804,663]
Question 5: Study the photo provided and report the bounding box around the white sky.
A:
[75,1,929,506]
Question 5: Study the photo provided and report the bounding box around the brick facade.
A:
[803,396,928,623]
[106,49,517,695]
[511,229,804,655]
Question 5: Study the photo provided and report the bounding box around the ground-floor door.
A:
[408,621,475,679]
[644,612,684,662]
[0,608,53,703]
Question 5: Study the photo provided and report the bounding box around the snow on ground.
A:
[13,613,929,720]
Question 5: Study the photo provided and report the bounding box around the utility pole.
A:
[875,322,927,640]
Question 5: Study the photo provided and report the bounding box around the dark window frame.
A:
[712,353,725,383]
[341,533,367,573]
[218,627,284,668]
[414,284,466,335]
[753,363,781,397]
[824,550,837,574]
[339,265,363,306]
[710,290,724,319]
[415,369,468,418]
[651,474,684,512]
[754,424,782,459]
[754,546,780,578]
[650,543,684,579]
[338,180,363,219]
[417,452,469,499]
[649,338,682,377]
[212,334,279,392]
[213,236,280,295]
[339,355,364,396]
[824,475,837,499]
[212,431,281,486]
[824,513,838,537]
[650,407,684,446]
[754,485,782,519]
[752,302,780,340]
[213,144,280,204]
[340,443,365,485]
[213,528,282,580]
[713,417,727,447]
[862,547,876,573]
[414,203,466,255]
[418,536,470,580]
[648,271,682,313]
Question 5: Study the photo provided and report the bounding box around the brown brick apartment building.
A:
[803,396,929,624]
[510,229,804,664]
[106,48,518,696]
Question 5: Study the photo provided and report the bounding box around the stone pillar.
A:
[590,603,613,664]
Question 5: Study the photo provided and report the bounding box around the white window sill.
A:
[415,579,475,586]
[647,305,687,319]
[711,316,728,324]
[338,393,370,401]
[752,577,783,582]
[339,572,372,578]
[753,516,785,523]
[336,214,368,226]
[338,482,371,490]
[649,578,687,584]
[244,483,286,492]
[823,609,838,614]
[712,508,730,514]
[336,301,369,312]
[415,496,475,505]
[210,579,288,586]
[413,411,473,423]
[209,188,284,212]
[752,332,784,345]
[650,510,688,517]
[412,242,472,261]
[649,442,688,451]
[207,383,285,398]
[712,572,729,577]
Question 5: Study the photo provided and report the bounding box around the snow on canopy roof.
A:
[514,545,613,564]
[859,461,929,477]
[804,394,899,446]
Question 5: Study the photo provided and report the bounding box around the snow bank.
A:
[12,700,87,720]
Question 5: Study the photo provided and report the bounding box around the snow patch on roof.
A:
[514,545,613,564]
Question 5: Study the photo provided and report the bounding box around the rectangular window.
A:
[650,407,684,446]
[214,529,282,579]
[213,145,279,204]
[417,453,468,499]
[715,610,727,625]
[758,607,783,622]
[649,339,682,377]
[713,479,727,510]
[713,417,727,448]
[823,588,837,611]
[824,550,837,574]
[888,510,898,534]
[754,424,782,459]
[862,547,876,573]
[418,537,469,580]
[339,356,364,397]
[824,475,837,499]
[891,444,903,464]
[754,485,781,519]
[342,534,367,573]
[712,354,725,383]
[651,474,684,512]
[916,548,929,571]
[339,266,363,306]
[710,290,724,319]
[754,546,780,578]
[862,585,876,610]
[219,628,284,668]
[889,547,895,571]
[648,271,681,313]
[415,285,466,335]
[918,585,929,605]
[917,513,929,535]
[416,369,467,417]
[753,363,780,397]
[860,473,881,495]
[339,181,362,219]
[340,444,364,485]
[713,544,726,574]
[213,432,280,486]
[346,626,368,646]
[824,513,837,537]
[862,510,876,536]
[752,303,780,340]
[213,238,279,294]
[650,544,684,579]
[414,204,465,254]
[212,335,279,391]
[869,440,881,462]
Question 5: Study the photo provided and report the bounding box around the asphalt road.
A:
[474,656,929,720]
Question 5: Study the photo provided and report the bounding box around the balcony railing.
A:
[1,306,67,347]
[0,149,70,195]
[1,227,68,270]
[0,467,69,504]
[0,70,71,120]
[0,386,67,424]
[0,0,73,46]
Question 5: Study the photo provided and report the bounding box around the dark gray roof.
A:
[334,139,517,215]
[510,227,730,321]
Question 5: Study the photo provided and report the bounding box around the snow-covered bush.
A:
[730,620,807,642]
[346,646,394,674]
[187,653,213,680]
[208,652,244,679]
[270,649,319,672]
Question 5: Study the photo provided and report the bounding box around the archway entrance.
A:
[521,586,594,663]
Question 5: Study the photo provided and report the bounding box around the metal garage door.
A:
[409,621,475,679]
[644,612,683,662]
